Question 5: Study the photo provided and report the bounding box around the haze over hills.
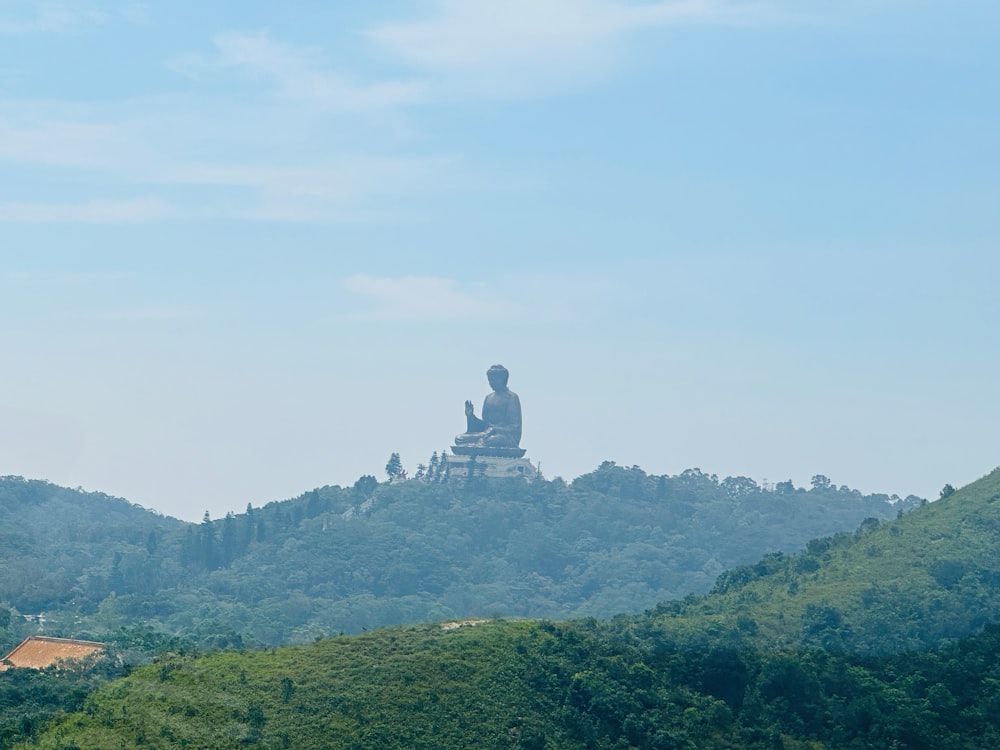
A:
[16,466,1000,750]
[0,463,918,650]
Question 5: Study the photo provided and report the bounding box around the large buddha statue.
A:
[454,364,524,455]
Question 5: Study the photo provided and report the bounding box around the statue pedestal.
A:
[445,450,538,479]
[451,446,526,458]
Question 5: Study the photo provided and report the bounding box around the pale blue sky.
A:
[1,1,998,521]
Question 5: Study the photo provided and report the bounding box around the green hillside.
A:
[647,467,1000,653]
[0,477,186,608]
[17,468,1000,749]
[0,465,916,648]
[21,617,1000,749]
[0,477,187,652]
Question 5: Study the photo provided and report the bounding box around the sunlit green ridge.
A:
[649,467,1000,653]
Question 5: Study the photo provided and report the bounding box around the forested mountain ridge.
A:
[18,469,1000,749]
[647,466,1000,654]
[0,477,188,652]
[0,477,186,607]
[0,465,917,648]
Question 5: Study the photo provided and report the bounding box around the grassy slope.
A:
[22,619,720,750]
[649,467,1000,653]
[23,615,777,750]
[30,621,578,749]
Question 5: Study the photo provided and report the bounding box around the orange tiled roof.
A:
[0,636,105,671]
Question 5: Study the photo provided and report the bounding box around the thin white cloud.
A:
[368,0,782,96]
[0,197,174,223]
[342,275,517,321]
[0,3,108,34]
[154,155,458,221]
[170,30,425,111]
[0,4,793,224]
[0,118,136,168]
[0,92,461,221]
[157,157,444,198]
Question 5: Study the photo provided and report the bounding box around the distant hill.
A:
[20,469,1000,749]
[0,477,185,608]
[0,477,186,653]
[0,464,919,648]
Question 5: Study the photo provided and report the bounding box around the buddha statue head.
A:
[486,364,509,391]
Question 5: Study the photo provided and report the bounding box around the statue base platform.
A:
[451,446,526,458]
[445,451,538,479]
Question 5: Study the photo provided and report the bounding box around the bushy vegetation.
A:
[0,664,104,748]
[22,617,1000,749]
[0,626,194,749]
[14,466,1000,748]
[0,465,916,648]
[646,467,1000,654]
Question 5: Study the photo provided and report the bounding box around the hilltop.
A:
[1,464,917,648]
[0,477,186,653]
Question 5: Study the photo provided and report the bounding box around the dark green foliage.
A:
[25,620,1000,749]
[0,667,100,748]
[352,475,377,497]
[384,453,406,483]
[0,625,194,750]
[0,467,914,649]
[20,620,735,749]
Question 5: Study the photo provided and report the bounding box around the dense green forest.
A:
[0,464,917,649]
[22,604,1000,748]
[646,466,1000,654]
[12,466,1000,748]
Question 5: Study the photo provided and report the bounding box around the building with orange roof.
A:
[0,636,105,671]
